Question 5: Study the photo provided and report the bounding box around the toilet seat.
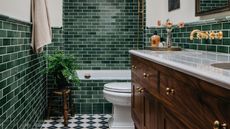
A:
[104,82,131,93]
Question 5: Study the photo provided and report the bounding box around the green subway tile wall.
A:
[144,20,230,53]
[47,28,64,54]
[0,17,46,129]
[62,0,141,114]
[200,0,228,12]
[63,0,140,70]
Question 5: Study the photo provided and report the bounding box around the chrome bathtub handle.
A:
[84,73,91,79]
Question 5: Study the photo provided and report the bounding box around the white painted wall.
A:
[146,0,200,27]
[0,0,31,22]
[47,0,63,27]
[0,0,63,27]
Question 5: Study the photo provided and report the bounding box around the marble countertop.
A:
[129,49,230,90]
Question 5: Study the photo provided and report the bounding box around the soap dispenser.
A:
[150,31,160,47]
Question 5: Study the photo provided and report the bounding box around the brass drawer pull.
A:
[136,87,141,91]
[166,88,175,95]
[221,123,227,129]
[166,88,171,95]
[170,89,175,95]
[213,120,220,129]
[131,65,137,69]
[143,73,149,78]
[213,120,227,129]
[140,89,144,93]
[136,87,144,93]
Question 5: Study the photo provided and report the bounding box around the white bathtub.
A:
[76,70,131,80]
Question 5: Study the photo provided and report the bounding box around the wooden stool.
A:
[47,88,74,126]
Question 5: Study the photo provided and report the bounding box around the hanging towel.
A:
[31,0,52,53]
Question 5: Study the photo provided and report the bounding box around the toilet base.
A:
[108,105,134,129]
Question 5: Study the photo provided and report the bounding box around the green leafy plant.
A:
[45,51,79,88]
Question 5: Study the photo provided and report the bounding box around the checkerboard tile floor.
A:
[41,114,111,129]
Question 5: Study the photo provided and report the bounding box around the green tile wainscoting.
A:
[144,20,230,53]
[0,16,65,129]
[0,16,46,129]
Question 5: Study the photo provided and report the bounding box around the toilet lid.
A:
[104,82,131,93]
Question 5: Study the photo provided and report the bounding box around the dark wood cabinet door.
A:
[159,105,189,129]
[201,94,230,129]
[159,72,205,129]
[143,92,158,129]
[131,78,144,129]
[199,81,230,129]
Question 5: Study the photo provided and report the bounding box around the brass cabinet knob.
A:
[166,88,175,95]
[143,73,149,78]
[221,123,227,129]
[170,89,175,95]
[136,87,144,93]
[213,120,227,129]
[136,87,141,91]
[166,87,171,95]
[213,120,220,129]
[131,65,137,69]
[140,89,144,93]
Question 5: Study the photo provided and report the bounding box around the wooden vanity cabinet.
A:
[131,55,230,129]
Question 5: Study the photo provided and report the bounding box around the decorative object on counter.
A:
[150,31,161,47]
[190,29,223,40]
[45,50,80,89]
[157,19,184,48]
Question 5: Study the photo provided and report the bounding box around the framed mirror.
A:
[196,0,230,16]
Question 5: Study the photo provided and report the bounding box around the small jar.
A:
[150,32,160,47]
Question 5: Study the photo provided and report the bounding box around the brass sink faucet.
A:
[190,29,223,40]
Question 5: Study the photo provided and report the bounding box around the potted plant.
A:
[45,51,79,89]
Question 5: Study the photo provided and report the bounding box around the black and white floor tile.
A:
[41,114,111,129]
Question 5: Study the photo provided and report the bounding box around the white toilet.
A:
[103,82,134,129]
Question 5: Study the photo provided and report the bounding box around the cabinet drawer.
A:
[131,56,158,96]
[159,73,205,129]
[139,65,158,96]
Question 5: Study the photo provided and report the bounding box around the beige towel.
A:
[31,0,52,53]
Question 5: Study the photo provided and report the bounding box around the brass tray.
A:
[146,47,182,51]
